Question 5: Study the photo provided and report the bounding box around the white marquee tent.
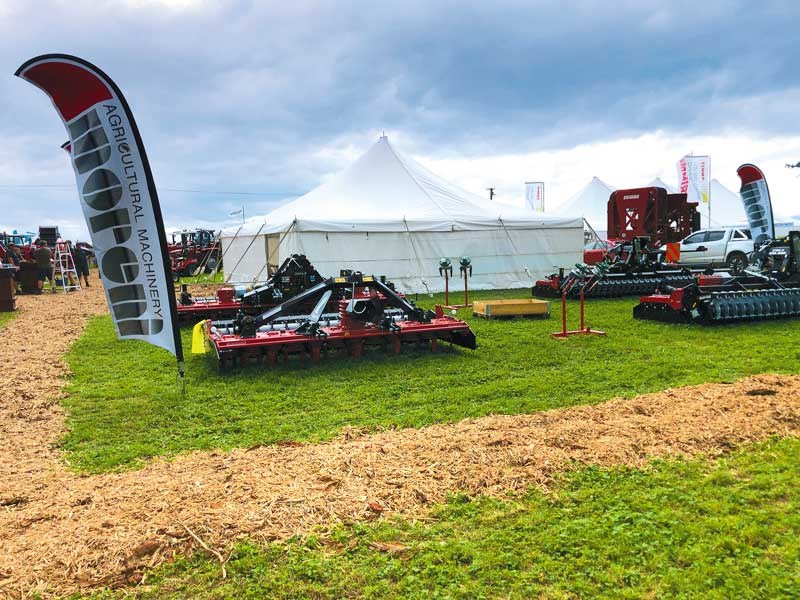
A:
[646,177,676,193]
[702,179,746,229]
[550,176,616,239]
[702,178,795,234]
[221,137,583,292]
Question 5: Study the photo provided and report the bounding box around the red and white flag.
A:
[677,155,710,204]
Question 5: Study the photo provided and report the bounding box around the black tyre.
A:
[726,251,748,273]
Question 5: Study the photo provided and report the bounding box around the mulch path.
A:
[1,284,799,597]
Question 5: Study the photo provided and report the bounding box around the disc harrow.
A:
[700,288,800,323]
[533,237,697,299]
[534,271,696,299]
[634,232,800,326]
[197,273,477,372]
[634,284,800,325]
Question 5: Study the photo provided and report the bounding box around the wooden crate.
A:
[472,298,550,319]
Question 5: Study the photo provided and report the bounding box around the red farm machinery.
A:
[169,229,222,280]
[533,186,701,299]
[0,232,36,262]
[607,186,699,245]
[177,254,324,322]
[195,271,477,372]
[533,236,697,299]
[634,231,800,325]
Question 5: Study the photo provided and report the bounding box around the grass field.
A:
[61,289,800,473]
[79,437,800,599]
[0,310,15,330]
[177,271,226,285]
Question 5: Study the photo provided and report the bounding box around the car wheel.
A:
[727,252,748,273]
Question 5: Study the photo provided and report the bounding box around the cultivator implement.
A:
[177,254,324,322]
[533,237,697,299]
[533,269,697,299]
[197,273,477,372]
[634,232,800,325]
[634,283,800,324]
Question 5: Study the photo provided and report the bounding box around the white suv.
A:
[670,227,754,271]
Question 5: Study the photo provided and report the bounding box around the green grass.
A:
[78,437,800,599]
[0,309,16,330]
[61,289,800,473]
[177,271,225,285]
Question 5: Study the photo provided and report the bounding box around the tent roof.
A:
[232,137,581,234]
[702,179,746,228]
[646,177,676,193]
[550,176,616,231]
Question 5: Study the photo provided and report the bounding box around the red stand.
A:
[551,279,606,338]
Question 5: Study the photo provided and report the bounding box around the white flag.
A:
[525,181,545,212]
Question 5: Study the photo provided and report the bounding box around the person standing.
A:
[73,242,92,287]
[4,243,21,267]
[33,240,54,294]
[4,243,22,294]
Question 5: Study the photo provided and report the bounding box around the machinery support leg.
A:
[310,343,321,364]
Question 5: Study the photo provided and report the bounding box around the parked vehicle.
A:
[666,227,753,271]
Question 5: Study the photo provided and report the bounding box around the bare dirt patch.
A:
[1,285,799,597]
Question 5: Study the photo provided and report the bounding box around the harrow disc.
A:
[534,273,696,299]
[698,288,800,324]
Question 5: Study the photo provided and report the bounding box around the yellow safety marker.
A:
[191,320,209,354]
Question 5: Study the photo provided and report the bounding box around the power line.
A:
[161,188,303,196]
[0,183,303,196]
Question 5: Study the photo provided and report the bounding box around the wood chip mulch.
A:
[0,283,798,598]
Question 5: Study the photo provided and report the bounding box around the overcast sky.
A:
[1,0,799,240]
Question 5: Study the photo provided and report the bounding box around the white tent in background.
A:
[702,179,746,229]
[221,136,583,292]
[646,177,676,193]
[703,179,795,235]
[551,176,616,239]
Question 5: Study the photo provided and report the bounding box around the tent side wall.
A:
[220,234,270,283]
[278,225,582,293]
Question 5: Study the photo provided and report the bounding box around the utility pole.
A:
[486,187,495,201]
